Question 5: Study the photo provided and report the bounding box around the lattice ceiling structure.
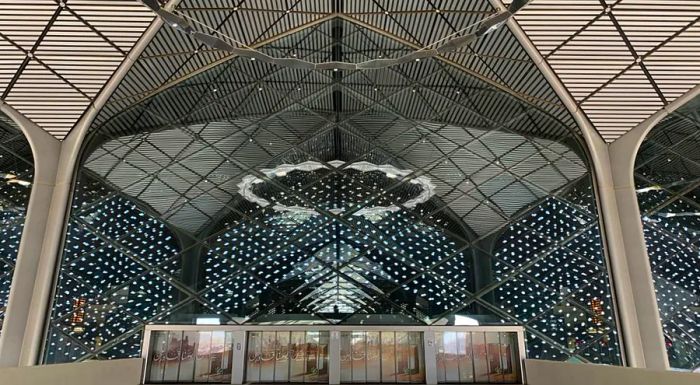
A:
[41,0,627,365]
[0,0,697,141]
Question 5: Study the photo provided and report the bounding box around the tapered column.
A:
[0,103,61,368]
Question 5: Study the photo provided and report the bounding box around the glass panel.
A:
[341,332,353,383]
[261,332,277,382]
[381,331,396,383]
[351,331,366,382]
[408,332,424,383]
[486,332,503,383]
[247,332,262,383]
[499,332,517,384]
[209,331,228,383]
[395,332,409,383]
[366,332,381,382]
[435,332,446,383]
[290,331,306,383]
[443,332,459,382]
[275,332,291,382]
[221,331,234,383]
[305,331,319,383]
[148,331,169,383]
[178,331,198,383]
[316,331,330,383]
[472,332,489,384]
[457,332,474,383]
[163,331,183,382]
[194,332,213,383]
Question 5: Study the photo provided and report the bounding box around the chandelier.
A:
[238,160,436,221]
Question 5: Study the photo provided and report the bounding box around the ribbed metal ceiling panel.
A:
[0,1,696,142]
[508,0,700,142]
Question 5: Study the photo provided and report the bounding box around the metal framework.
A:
[0,0,698,375]
[37,13,622,367]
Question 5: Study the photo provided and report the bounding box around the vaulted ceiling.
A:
[0,0,698,142]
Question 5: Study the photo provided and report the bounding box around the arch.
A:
[0,104,55,368]
[630,90,700,372]
[42,13,622,367]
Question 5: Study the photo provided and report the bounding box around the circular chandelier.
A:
[237,160,435,221]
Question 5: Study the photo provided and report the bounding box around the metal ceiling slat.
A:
[0,0,697,143]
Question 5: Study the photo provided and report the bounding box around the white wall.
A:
[525,359,700,385]
[0,358,144,385]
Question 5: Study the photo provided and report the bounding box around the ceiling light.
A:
[636,185,662,193]
[196,317,220,325]
[454,315,479,326]
[6,179,31,187]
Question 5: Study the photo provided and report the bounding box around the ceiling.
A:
[81,17,587,237]
[0,0,697,142]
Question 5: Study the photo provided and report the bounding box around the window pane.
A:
[247,332,262,382]
[275,332,291,382]
[381,332,396,383]
[290,331,306,383]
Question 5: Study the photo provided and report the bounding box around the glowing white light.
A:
[237,160,436,220]
[454,314,479,326]
[196,317,221,325]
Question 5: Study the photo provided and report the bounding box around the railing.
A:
[141,325,526,384]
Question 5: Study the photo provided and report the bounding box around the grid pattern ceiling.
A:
[85,17,586,237]
[43,5,623,365]
[1,1,698,142]
[0,0,154,139]
[507,0,700,142]
[92,0,575,133]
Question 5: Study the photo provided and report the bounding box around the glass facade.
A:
[147,330,234,383]
[247,331,329,383]
[0,112,33,336]
[43,19,621,366]
[340,331,424,383]
[435,331,518,383]
[635,96,700,371]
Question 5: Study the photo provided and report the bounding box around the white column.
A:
[231,330,247,385]
[605,84,700,370]
[0,103,61,368]
[4,12,168,367]
[423,331,438,385]
[487,0,667,367]
[328,331,341,385]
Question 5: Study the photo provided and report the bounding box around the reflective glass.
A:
[435,331,519,384]
[247,331,328,383]
[146,330,234,384]
[635,96,700,371]
[44,16,620,366]
[342,331,424,384]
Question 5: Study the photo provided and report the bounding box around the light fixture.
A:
[196,317,221,325]
[237,160,436,220]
